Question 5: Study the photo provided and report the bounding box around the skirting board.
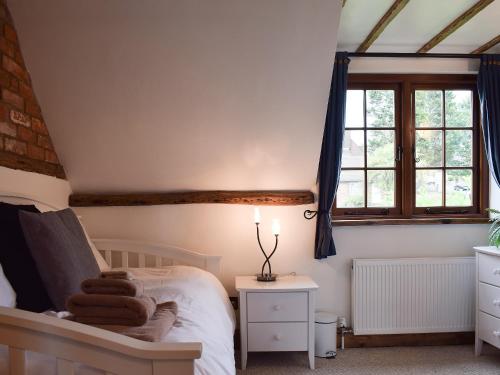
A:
[340,331,474,348]
[233,330,473,350]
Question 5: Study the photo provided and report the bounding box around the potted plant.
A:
[487,208,500,248]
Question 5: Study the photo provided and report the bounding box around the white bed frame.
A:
[0,192,223,375]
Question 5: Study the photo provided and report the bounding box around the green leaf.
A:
[487,208,500,247]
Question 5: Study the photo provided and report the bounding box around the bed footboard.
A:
[0,307,201,375]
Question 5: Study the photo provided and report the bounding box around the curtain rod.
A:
[347,52,482,59]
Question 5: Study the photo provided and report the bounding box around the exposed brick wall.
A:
[0,0,65,179]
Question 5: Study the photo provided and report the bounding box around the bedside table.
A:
[235,275,319,370]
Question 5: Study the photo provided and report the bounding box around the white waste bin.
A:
[315,311,337,358]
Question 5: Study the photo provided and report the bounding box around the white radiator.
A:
[352,257,475,335]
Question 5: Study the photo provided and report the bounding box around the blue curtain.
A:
[314,52,350,259]
[478,54,500,188]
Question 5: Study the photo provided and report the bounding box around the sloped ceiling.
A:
[338,0,500,53]
[8,0,341,192]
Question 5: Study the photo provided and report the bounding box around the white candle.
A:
[272,219,280,235]
[254,207,261,224]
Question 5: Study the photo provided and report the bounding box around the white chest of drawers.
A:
[474,246,500,355]
[235,275,318,370]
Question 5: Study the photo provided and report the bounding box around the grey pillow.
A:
[19,208,100,311]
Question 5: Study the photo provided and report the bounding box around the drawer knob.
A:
[273,334,282,341]
[273,305,281,311]
[493,331,500,337]
[493,299,500,306]
[494,268,500,275]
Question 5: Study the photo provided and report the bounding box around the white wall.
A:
[0,166,72,209]
[10,0,341,192]
[490,176,500,211]
[348,57,480,74]
[75,204,489,323]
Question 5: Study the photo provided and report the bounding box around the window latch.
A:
[412,145,420,163]
[395,145,403,162]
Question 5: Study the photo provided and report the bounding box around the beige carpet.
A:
[236,345,500,375]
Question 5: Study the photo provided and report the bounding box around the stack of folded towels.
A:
[67,271,177,342]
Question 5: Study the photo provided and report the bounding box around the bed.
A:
[0,192,236,375]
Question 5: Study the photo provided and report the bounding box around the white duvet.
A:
[0,266,236,375]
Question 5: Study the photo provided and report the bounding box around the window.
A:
[336,85,401,216]
[333,75,488,224]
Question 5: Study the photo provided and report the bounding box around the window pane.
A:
[337,170,364,208]
[367,170,394,207]
[445,130,472,167]
[446,169,472,207]
[416,170,443,207]
[366,90,394,128]
[416,130,442,167]
[415,90,443,128]
[367,130,394,168]
[445,90,472,128]
[342,130,365,168]
[345,90,364,128]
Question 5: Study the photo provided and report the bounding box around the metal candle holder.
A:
[255,223,279,282]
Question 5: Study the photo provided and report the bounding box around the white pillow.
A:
[0,263,16,308]
[77,216,110,271]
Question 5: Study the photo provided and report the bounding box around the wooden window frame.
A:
[332,74,489,226]
[334,82,403,218]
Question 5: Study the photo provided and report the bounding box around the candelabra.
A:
[254,208,280,282]
[255,223,279,281]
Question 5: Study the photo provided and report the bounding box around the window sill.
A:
[332,217,490,227]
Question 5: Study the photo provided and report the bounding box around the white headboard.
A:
[0,191,62,212]
[93,239,222,279]
[0,192,223,280]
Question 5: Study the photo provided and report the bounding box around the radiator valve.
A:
[339,321,353,351]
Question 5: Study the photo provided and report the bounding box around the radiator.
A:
[352,257,475,335]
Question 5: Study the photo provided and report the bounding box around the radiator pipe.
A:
[340,327,353,350]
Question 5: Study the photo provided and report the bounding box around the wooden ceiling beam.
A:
[69,190,315,207]
[471,34,500,54]
[356,0,409,53]
[417,0,494,53]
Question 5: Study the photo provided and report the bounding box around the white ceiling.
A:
[338,0,500,53]
[9,0,341,192]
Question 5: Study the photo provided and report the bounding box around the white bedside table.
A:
[235,275,318,370]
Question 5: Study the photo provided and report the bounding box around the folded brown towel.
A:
[81,278,144,297]
[101,270,133,280]
[93,301,178,342]
[67,294,156,326]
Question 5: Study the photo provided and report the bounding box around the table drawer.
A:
[478,253,500,287]
[247,292,307,322]
[477,311,500,349]
[248,322,308,351]
[478,282,500,318]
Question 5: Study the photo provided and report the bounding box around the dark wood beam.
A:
[356,0,409,53]
[69,190,315,207]
[0,150,66,179]
[471,34,500,54]
[340,331,473,348]
[418,0,494,53]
